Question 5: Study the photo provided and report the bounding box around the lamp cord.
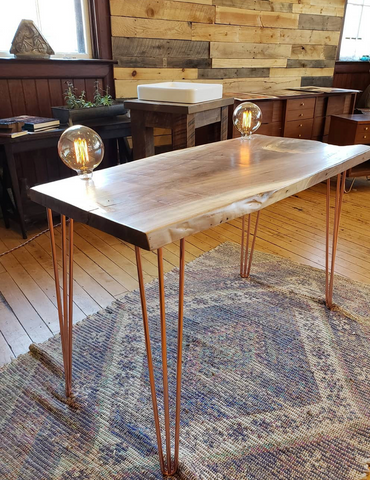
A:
[0,223,61,258]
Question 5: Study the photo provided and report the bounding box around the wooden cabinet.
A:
[328,113,370,178]
[232,89,358,143]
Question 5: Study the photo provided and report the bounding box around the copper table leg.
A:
[240,211,260,278]
[135,239,185,476]
[325,173,346,309]
[47,209,74,397]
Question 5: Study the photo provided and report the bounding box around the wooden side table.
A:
[125,97,234,160]
[328,113,370,178]
[0,116,132,238]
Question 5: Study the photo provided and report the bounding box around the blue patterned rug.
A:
[1,243,370,479]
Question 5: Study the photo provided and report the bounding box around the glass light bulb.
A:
[58,125,104,180]
[233,102,262,139]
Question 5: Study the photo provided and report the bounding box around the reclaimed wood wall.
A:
[111,0,346,99]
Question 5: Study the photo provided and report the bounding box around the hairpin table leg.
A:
[240,211,260,278]
[47,208,74,397]
[325,173,346,309]
[135,239,185,476]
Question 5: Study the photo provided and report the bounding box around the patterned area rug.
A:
[1,243,370,480]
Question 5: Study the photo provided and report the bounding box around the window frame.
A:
[338,0,370,61]
[0,0,94,60]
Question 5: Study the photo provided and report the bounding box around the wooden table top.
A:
[29,135,370,251]
[124,97,234,114]
[332,113,370,124]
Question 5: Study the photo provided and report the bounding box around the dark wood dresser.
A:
[231,88,358,143]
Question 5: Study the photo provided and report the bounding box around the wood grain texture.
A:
[298,14,343,31]
[291,45,337,60]
[213,0,293,12]
[30,136,370,251]
[215,6,299,28]
[112,37,209,58]
[110,0,215,23]
[210,42,291,58]
[114,67,198,80]
[292,4,344,16]
[212,58,287,68]
[111,16,192,40]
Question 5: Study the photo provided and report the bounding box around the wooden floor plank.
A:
[0,332,15,365]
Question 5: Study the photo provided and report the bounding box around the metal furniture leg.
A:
[135,239,185,476]
[240,211,260,278]
[47,208,74,397]
[325,173,346,309]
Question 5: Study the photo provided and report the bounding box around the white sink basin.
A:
[137,82,223,104]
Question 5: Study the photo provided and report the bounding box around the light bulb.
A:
[58,125,104,179]
[233,102,262,139]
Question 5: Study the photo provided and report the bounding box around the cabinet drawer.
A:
[355,127,370,144]
[285,98,315,122]
[284,118,313,139]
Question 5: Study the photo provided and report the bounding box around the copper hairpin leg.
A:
[135,239,185,476]
[47,208,74,397]
[325,173,346,309]
[240,211,260,278]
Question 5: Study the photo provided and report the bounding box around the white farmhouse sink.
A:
[137,82,223,104]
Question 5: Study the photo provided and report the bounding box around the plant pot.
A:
[51,102,127,125]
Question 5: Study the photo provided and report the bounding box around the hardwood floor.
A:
[1,179,370,365]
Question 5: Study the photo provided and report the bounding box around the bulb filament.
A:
[242,110,252,132]
[74,138,89,168]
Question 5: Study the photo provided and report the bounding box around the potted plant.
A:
[52,81,127,124]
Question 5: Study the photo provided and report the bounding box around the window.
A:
[339,0,370,60]
[0,0,92,58]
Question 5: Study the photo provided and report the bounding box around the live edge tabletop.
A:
[29,135,370,251]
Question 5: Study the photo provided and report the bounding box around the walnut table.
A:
[29,135,370,476]
[125,97,234,160]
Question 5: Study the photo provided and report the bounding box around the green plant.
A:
[64,81,113,109]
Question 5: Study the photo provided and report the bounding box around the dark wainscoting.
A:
[0,58,115,118]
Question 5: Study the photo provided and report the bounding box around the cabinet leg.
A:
[5,145,27,238]
[135,239,185,475]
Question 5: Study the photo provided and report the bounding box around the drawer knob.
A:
[299,124,303,127]
[298,134,302,137]
[364,135,367,139]
[299,113,304,117]
[300,102,305,106]
[366,127,369,131]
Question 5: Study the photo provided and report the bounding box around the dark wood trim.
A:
[0,58,116,80]
[88,0,112,61]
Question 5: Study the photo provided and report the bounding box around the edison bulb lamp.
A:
[233,102,262,139]
[58,125,104,180]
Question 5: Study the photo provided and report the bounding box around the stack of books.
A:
[0,115,60,138]
[0,120,28,138]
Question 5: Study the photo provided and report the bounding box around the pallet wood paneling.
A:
[110,0,215,23]
[111,0,346,98]
[111,16,193,40]
[215,6,299,28]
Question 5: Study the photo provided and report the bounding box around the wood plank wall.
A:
[111,0,346,99]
